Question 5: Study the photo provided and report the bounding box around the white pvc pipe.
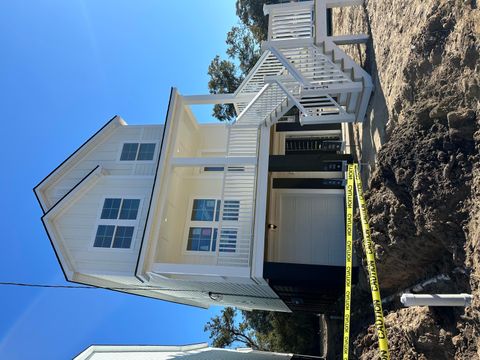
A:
[401,294,473,307]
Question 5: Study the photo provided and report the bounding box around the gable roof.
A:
[33,115,125,213]
[41,165,106,278]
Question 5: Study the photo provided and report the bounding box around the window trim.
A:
[90,196,144,251]
[183,196,239,255]
[117,141,159,163]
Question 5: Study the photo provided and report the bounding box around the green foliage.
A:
[204,307,268,350]
[204,307,320,355]
[207,56,241,121]
[207,0,272,121]
[226,24,261,75]
[265,311,320,355]
[235,0,270,43]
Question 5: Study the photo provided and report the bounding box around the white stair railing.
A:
[299,94,355,124]
[233,43,361,120]
[279,45,354,89]
[265,1,314,41]
[235,77,305,128]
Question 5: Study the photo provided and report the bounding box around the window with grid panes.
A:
[186,198,239,253]
[120,143,156,161]
[94,198,140,249]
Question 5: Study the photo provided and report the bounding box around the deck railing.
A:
[216,126,259,267]
[266,1,314,41]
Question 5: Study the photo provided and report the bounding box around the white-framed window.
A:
[202,166,245,173]
[120,143,156,161]
[93,198,141,249]
[185,198,239,253]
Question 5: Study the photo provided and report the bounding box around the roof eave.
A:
[33,115,125,213]
[41,165,107,280]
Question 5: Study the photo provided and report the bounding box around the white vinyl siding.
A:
[55,177,153,274]
[45,125,162,206]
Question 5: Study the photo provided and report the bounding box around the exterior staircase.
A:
[232,39,372,128]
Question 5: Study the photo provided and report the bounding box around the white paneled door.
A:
[272,189,345,266]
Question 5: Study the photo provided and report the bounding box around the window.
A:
[186,198,239,253]
[202,166,245,172]
[187,227,214,252]
[94,198,140,249]
[203,166,225,172]
[120,143,156,161]
[191,199,217,221]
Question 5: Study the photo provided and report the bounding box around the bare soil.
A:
[331,1,480,358]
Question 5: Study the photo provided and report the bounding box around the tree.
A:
[226,24,261,75]
[204,307,268,350]
[235,0,270,43]
[207,0,272,121]
[204,307,320,355]
[207,56,241,122]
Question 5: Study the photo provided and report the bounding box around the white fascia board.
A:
[42,221,75,279]
[235,348,293,357]
[43,165,106,220]
[34,116,125,213]
[183,93,256,105]
[251,126,270,282]
[73,272,208,309]
[42,165,106,279]
[135,89,180,279]
[152,263,250,278]
[74,344,209,359]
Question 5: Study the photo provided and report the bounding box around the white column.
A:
[251,125,270,281]
[315,0,328,42]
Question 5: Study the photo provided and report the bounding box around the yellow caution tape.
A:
[353,164,390,360]
[342,164,355,360]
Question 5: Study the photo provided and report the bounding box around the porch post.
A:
[315,0,328,42]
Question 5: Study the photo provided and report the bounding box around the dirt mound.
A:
[333,0,480,358]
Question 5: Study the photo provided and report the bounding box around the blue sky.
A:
[0,1,238,358]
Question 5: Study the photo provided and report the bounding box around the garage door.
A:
[273,189,345,266]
